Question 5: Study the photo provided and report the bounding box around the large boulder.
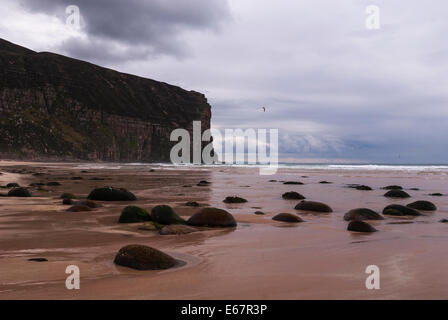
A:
[159,225,198,235]
[384,190,411,198]
[114,245,177,270]
[187,207,237,228]
[282,192,305,200]
[223,196,247,203]
[347,221,377,233]
[151,205,185,225]
[344,208,384,221]
[406,201,437,211]
[272,213,304,223]
[119,206,151,223]
[87,187,136,201]
[294,200,333,213]
[383,204,422,216]
[8,187,32,197]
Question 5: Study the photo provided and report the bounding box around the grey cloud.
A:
[19,0,230,62]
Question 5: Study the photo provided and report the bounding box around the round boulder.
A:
[62,198,74,205]
[282,192,305,200]
[61,193,76,199]
[383,204,422,216]
[356,185,372,191]
[87,187,136,201]
[272,213,304,223]
[119,206,151,223]
[384,190,411,198]
[294,200,333,213]
[406,200,437,211]
[223,196,247,204]
[151,205,185,225]
[187,207,237,228]
[347,221,377,233]
[114,245,176,270]
[8,187,32,197]
[343,208,384,221]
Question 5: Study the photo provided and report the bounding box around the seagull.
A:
[261,106,266,112]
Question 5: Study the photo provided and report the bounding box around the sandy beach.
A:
[0,161,447,299]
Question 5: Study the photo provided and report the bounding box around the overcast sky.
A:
[1,0,447,163]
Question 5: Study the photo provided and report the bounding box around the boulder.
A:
[383,204,422,216]
[382,185,403,190]
[223,196,248,204]
[343,208,384,221]
[187,207,237,228]
[197,180,211,186]
[74,200,102,208]
[6,183,19,188]
[62,198,74,205]
[8,187,32,197]
[254,211,265,215]
[272,213,304,223]
[114,245,176,270]
[429,193,443,197]
[384,190,411,198]
[185,201,199,207]
[294,200,333,213]
[119,206,151,223]
[159,225,198,235]
[347,221,377,233]
[319,181,332,184]
[282,192,306,200]
[406,201,437,211]
[439,219,448,223]
[28,258,48,262]
[87,187,136,201]
[66,205,92,212]
[138,221,163,231]
[283,181,304,185]
[356,185,372,191]
[151,205,185,225]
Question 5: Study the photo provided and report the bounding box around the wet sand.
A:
[0,161,447,299]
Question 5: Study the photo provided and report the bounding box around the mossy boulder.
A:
[159,225,198,235]
[406,201,437,211]
[6,183,19,188]
[8,187,32,197]
[119,206,151,223]
[383,204,422,216]
[294,200,333,213]
[187,207,237,228]
[114,245,177,270]
[151,205,185,225]
[139,221,164,231]
[344,208,384,221]
[223,196,247,204]
[87,187,136,201]
[347,221,377,233]
[384,190,411,198]
[272,213,304,223]
[282,191,305,200]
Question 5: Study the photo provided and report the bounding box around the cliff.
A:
[0,38,212,162]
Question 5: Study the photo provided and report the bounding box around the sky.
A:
[1,0,447,163]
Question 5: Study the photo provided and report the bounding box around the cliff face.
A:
[0,39,211,162]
